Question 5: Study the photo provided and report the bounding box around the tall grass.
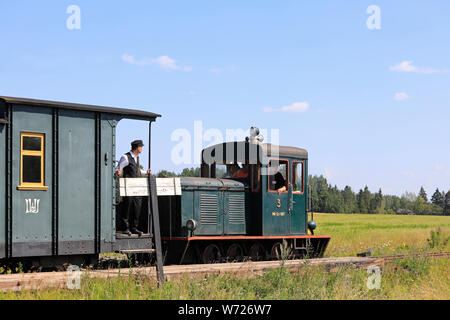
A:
[0,257,448,300]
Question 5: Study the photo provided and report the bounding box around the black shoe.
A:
[131,228,143,237]
[123,229,132,236]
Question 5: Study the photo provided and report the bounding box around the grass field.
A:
[0,213,449,300]
[314,213,450,257]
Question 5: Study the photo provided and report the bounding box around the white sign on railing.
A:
[119,177,182,197]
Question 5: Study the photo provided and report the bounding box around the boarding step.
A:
[116,232,152,239]
[118,249,155,255]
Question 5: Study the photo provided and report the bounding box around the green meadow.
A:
[314,213,450,256]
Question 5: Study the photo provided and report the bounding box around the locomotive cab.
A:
[200,141,310,237]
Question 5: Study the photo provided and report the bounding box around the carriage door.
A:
[12,107,53,257]
[291,161,306,234]
[264,159,290,235]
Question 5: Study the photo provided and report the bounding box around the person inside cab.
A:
[269,164,287,193]
[274,171,287,193]
[227,163,240,177]
[233,164,249,179]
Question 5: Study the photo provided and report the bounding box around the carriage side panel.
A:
[58,110,96,255]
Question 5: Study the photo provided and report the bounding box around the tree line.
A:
[309,175,450,215]
[155,168,450,215]
[156,167,201,178]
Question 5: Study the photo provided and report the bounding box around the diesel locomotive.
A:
[159,140,330,264]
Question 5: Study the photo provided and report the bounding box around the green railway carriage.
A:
[0,96,160,267]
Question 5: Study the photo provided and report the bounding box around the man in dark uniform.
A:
[116,140,151,236]
[274,171,287,193]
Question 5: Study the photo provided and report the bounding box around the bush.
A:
[427,227,450,249]
[396,256,430,277]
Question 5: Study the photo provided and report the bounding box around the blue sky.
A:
[1,1,449,196]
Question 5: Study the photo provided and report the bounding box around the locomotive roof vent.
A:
[246,126,264,144]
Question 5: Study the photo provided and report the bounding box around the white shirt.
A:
[116,151,146,175]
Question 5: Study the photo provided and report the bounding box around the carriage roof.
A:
[0,96,161,121]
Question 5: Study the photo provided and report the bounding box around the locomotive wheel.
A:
[226,243,244,262]
[271,242,283,260]
[248,243,266,261]
[271,242,294,260]
[202,244,222,264]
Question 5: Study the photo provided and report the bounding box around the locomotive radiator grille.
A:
[228,194,245,225]
[200,193,219,225]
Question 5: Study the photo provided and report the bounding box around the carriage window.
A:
[215,164,228,178]
[18,132,48,191]
[293,161,304,193]
[214,162,250,180]
[268,160,288,192]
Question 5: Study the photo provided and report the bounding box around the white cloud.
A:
[389,61,440,74]
[262,102,310,113]
[121,54,136,64]
[394,92,411,101]
[154,56,177,70]
[281,102,309,113]
[122,54,192,72]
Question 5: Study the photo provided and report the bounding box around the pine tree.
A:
[444,191,450,215]
[357,189,363,213]
[358,186,372,213]
[373,188,383,213]
[375,189,383,206]
[431,188,444,208]
[342,186,357,213]
[309,175,320,212]
[317,176,329,212]
[418,186,428,203]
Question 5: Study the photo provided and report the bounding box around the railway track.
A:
[373,251,450,262]
[0,251,448,292]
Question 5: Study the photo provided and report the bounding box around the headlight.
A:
[308,220,317,231]
[186,219,197,231]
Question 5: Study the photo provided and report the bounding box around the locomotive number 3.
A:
[276,199,281,208]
